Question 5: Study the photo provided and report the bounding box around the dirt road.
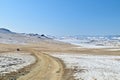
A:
[18,50,64,80]
[0,44,64,80]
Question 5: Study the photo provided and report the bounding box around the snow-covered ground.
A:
[51,53,120,80]
[58,39,115,48]
[56,36,120,49]
[0,52,36,75]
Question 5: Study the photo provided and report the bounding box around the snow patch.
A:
[51,53,120,80]
[0,52,36,74]
[56,36,120,49]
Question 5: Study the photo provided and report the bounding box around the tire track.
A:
[18,50,64,80]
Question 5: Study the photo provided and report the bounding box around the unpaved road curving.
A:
[18,50,64,80]
[0,42,74,80]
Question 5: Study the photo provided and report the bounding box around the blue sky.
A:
[0,0,120,36]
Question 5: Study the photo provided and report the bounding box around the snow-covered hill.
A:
[0,28,52,44]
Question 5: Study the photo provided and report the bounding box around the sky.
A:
[0,0,120,36]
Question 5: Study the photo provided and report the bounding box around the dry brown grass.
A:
[0,40,120,80]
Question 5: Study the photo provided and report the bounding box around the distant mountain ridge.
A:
[0,28,14,34]
[0,28,51,39]
[0,28,53,44]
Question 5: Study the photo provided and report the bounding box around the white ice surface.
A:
[0,52,36,74]
[51,53,120,80]
[56,39,120,49]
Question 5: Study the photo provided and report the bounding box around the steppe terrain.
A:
[0,41,75,80]
[0,28,120,80]
[0,40,120,80]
